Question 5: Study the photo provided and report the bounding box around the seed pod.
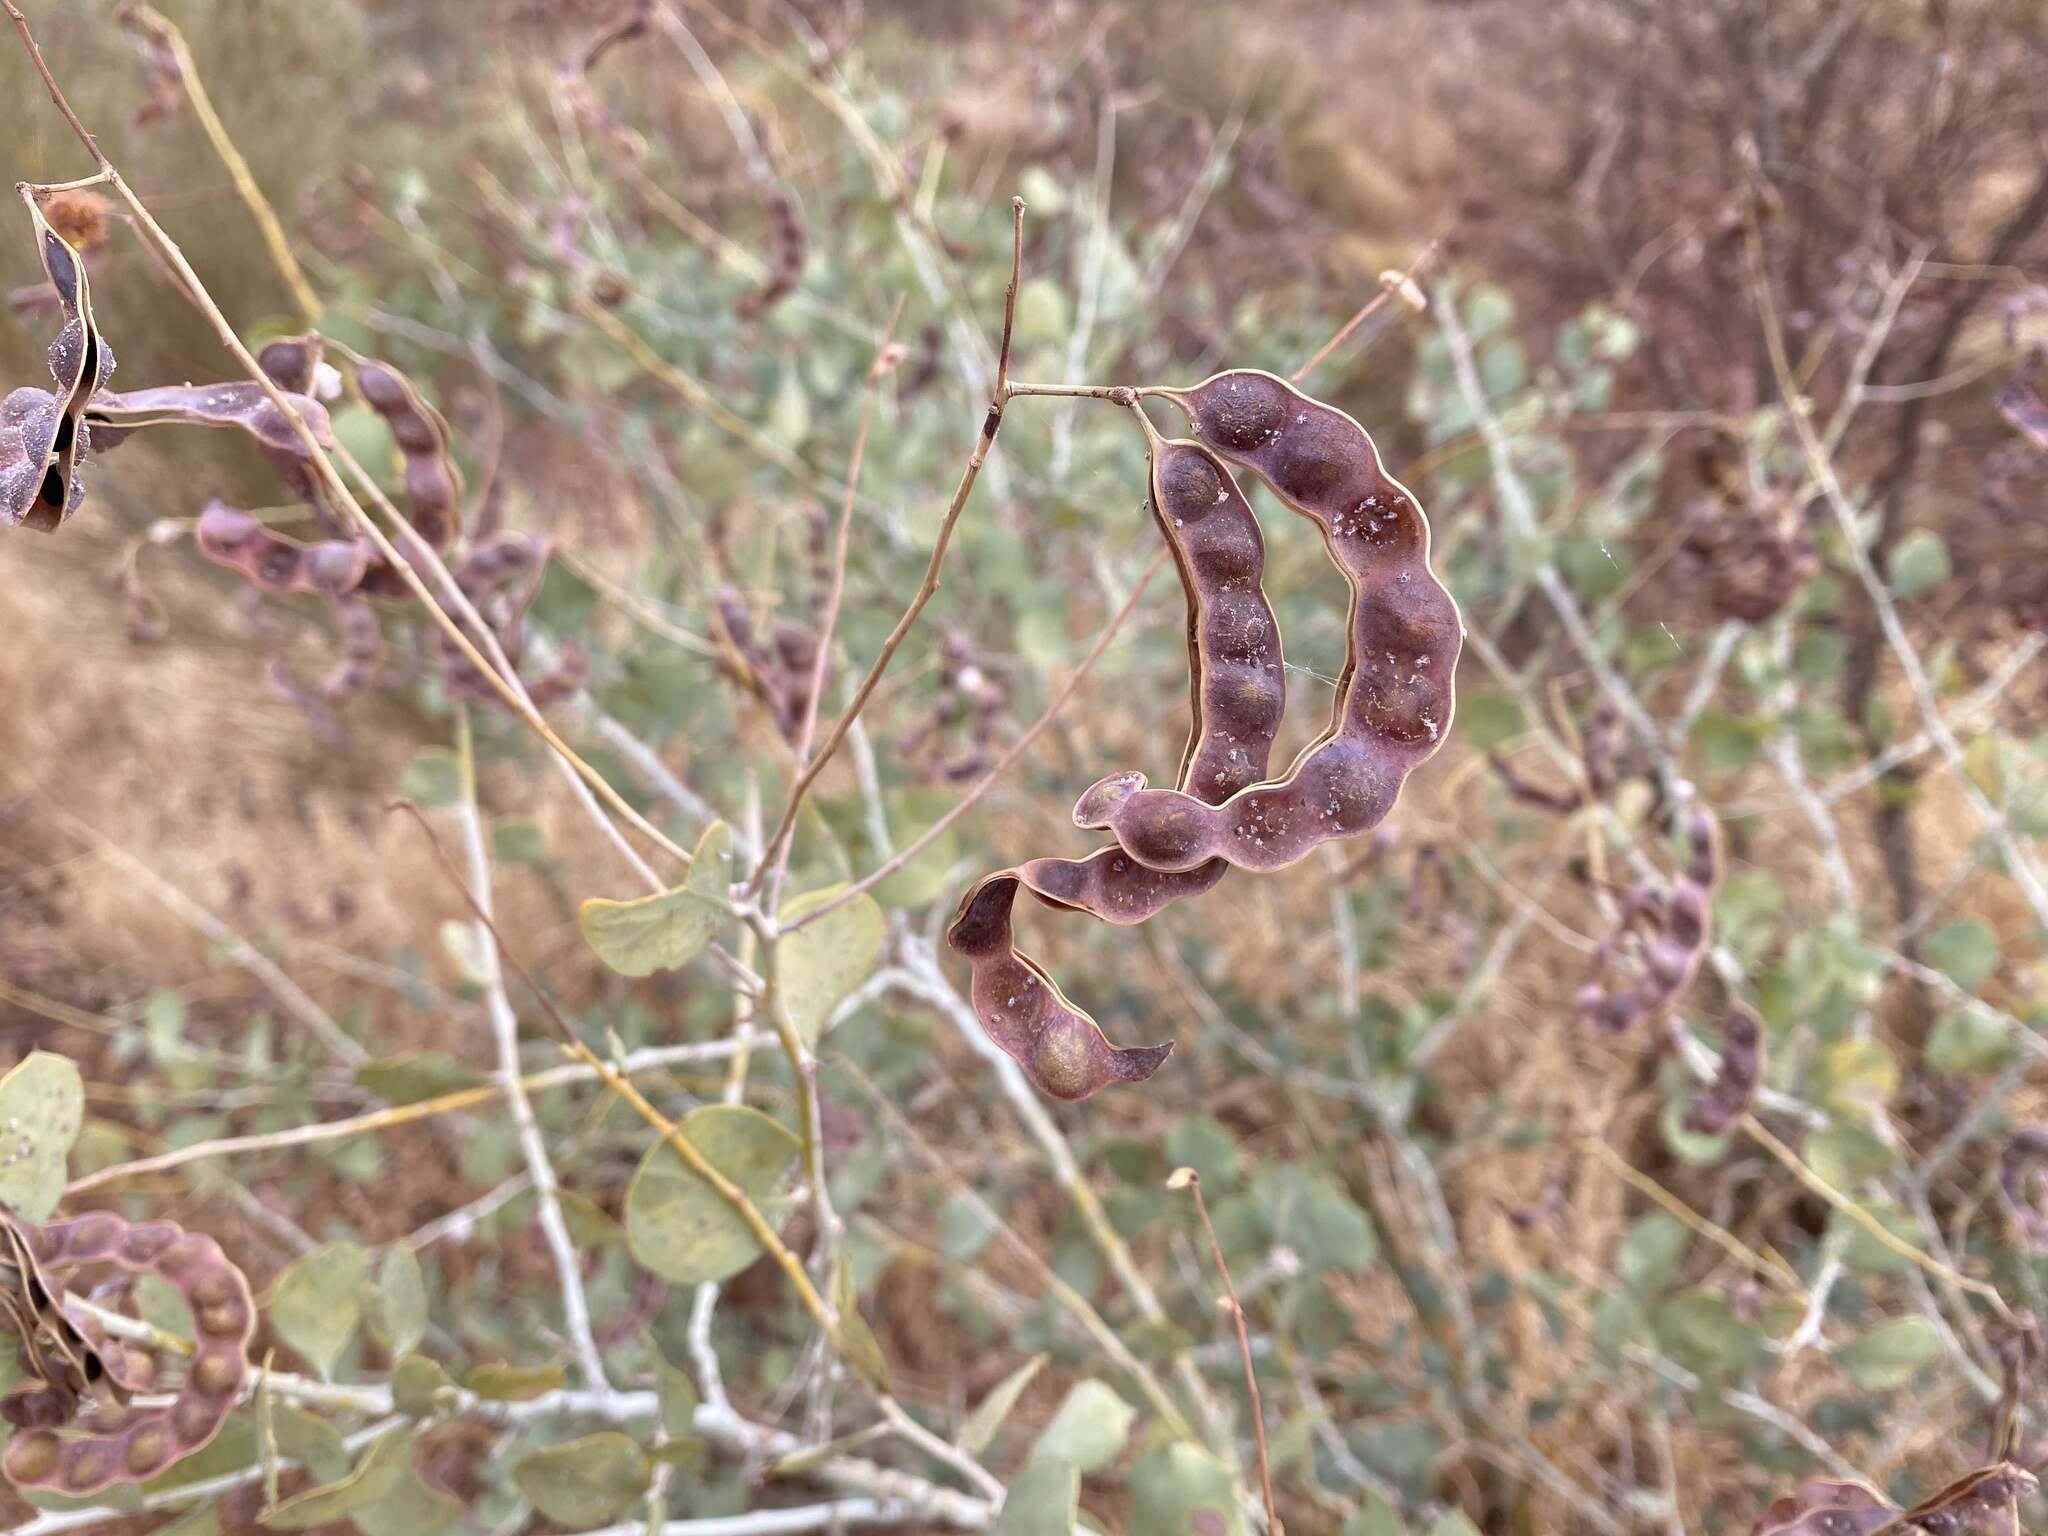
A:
[735,189,804,321]
[86,380,332,458]
[194,502,371,598]
[1577,805,1718,1035]
[2,184,118,532]
[1748,1478,1896,1536]
[348,351,465,555]
[1682,1005,1762,1134]
[1070,370,1460,874]
[0,1212,253,1497]
[947,435,1284,1099]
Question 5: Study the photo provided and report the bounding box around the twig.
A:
[781,542,1172,931]
[451,707,610,1392]
[1171,1169,1283,1534]
[747,198,1027,901]
[1292,239,1439,386]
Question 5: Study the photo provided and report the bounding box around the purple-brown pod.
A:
[946,875,1173,1100]
[1577,806,1718,1035]
[352,355,464,553]
[2,186,116,532]
[1682,1005,1761,1134]
[195,501,371,598]
[86,381,332,459]
[1071,369,1459,874]
[3,1214,254,1496]
[946,435,1284,1098]
[1748,1479,1897,1536]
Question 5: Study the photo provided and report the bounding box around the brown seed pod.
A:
[194,502,371,599]
[347,351,465,555]
[1070,370,1460,874]
[86,380,333,459]
[0,1212,253,1497]
[1682,1005,1762,1134]
[2,184,117,532]
[1577,805,1718,1035]
[1998,1127,2048,1250]
[1748,1478,1896,1536]
[439,530,559,706]
[947,436,1285,1100]
[735,189,804,321]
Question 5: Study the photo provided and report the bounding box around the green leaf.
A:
[1130,1441,1244,1535]
[1030,1379,1135,1474]
[1617,1212,1689,1297]
[1428,1517,1484,1536]
[1838,1316,1941,1390]
[1925,1008,2015,1076]
[398,748,459,808]
[258,1427,410,1528]
[391,1352,452,1416]
[1345,1494,1412,1536]
[1451,691,1522,751]
[961,1354,1047,1456]
[1888,529,1951,597]
[1805,1125,1897,1189]
[624,1104,800,1284]
[0,1051,84,1222]
[1292,1179,1377,1272]
[492,817,550,866]
[368,1242,426,1359]
[1164,1117,1241,1188]
[992,1455,1078,1536]
[464,1360,566,1400]
[646,1333,699,1438]
[578,822,733,977]
[776,885,885,1044]
[1653,1287,1766,1379]
[511,1432,651,1526]
[354,1051,484,1106]
[1923,918,1999,993]
[1832,1201,1923,1275]
[269,1242,370,1379]
[272,1405,351,1485]
[831,1250,890,1391]
[352,1461,462,1536]
[1816,1038,1899,1113]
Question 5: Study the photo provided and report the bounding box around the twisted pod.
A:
[949,371,1461,1099]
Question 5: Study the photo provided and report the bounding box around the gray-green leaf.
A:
[624,1104,800,1284]
[0,1051,84,1223]
[510,1432,651,1525]
[961,1353,1047,1456]
[776,885,885,1044]
[1031,1379,1135,1475]
[578,822,733,977]
[269,1242,370,1380]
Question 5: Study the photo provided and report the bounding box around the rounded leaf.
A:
[511,1432,650,1526]
[0,1050,84,1222]
[625,1104,800,1284]
[777,885,885,1044]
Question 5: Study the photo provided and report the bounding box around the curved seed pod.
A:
[1576,805,1717,1035]
[1897,1464,2035,1536]
[1071,369,1459,873]
[1998,1127,2048,1249]
[1682,1005,1762,1134]
[439,530,553,704]
[947,438,1284,1099]
[0,1214,119,1414]
[3,185,117,532]
[735,190,804,320]
[86,381,332,458]
[257,332,325,397]
[347,352,464,554]
[194,502,371,598]
[2,1213,253,1497]
[1749,1479,1897,1536]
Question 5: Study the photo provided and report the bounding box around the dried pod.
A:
[439,530,557,706]
[349,352,465,554]
[1897,1463,2036,1536]
[3,184,117,532]
[735,190,804,320]
[947,436,1285,1098]
[1577,805,1718,1035]
[1682,1005,1762,1134]
[1,1212,253,1496]
[194,502,370,598]
[1998,1127,2048,1249]
[86,381,331,459]
[1749,1479,1896,1536]
[1072,370,1460,873]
